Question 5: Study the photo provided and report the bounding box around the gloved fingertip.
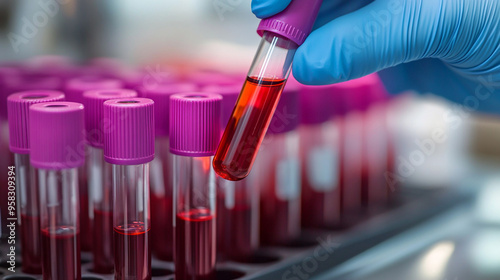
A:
[251,0,292,19]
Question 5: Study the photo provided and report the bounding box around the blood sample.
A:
[83,89,137,273]
[104,98,154,280]
[175,208,215,280]
[205,84,260,261]
[113,222,151,280]
[298,85,342,228]
[332,75,391,211]
[30,102,85,280]
[213,0,323,181]
[41,227,81,279]
[141,83,196,261]
[218,178,259,261]
[65,76,124,252]
[170,93,221,280]
[257,87,301,245]
[7,90,65,274]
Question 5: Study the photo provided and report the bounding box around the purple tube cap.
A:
[267,84,300,135]
[189,71,241,87]
[30,102,85,170]
[141,83,198,137]
[170,93,222,157]
[83,89,138,148]
[257,0,323,46]
[104,98,155,165]
[8,91,65,154]
[64,76,124,103]
[5,76,63,93]
[332,74,388,112]
[299,84,339,125]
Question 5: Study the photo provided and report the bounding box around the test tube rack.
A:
[0,187,472,280]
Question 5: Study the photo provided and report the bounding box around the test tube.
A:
[7,91,65,273]
[298,85,342,228]
[258,86,301,245]
[64,75,123,252]
[203,84,260,261]
[333,75,390,211]
[30,102,85,280]
[83,89,138,273]
[170,93,221,280]
[362,75,393,205]
[64,76,123,103]
[141,83,197,261]
[0,66,20,238]
[213,0,323,181]
[104,98,154,280]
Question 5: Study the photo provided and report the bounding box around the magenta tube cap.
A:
[189,71,240,87]
[202,84,240,126]
[0,67,22,120]
[332,74,386,112]
[141,83,198,137]
[169,93,222,157]
[257,0,323,46]
[83,89,138,148]
[299,84,336,125]
[104,98,155,165]
[64,76,123,103]
[8,90,65,154]
[267,84,300,135]
[30,102,85,170]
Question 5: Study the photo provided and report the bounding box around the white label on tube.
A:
[276,157,301,201]
[90,162,103,202]
[223,180,235,209]
[150,157,165,196]
[307,147,338,192]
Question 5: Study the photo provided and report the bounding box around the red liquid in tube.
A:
[114,222,151,280]
[175,208,215,280]
[41,226,81,280]
[93,209,114,274]
[213,76,286,181]
[20,214,42,274]
[150,193,174,261]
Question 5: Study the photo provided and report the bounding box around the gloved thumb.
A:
[252,0,292,19]
[293,0,447,85]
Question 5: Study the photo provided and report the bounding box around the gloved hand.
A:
[252,0,500,114]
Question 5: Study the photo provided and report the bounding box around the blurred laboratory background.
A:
[1,1,500,280]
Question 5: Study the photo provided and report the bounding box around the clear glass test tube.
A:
[7,90,65,274]
[65,76,124,253]
[83,89,137,273]
[217,176,260,261]
[141,83,197,261]
[213,0,323,181]
[213,32,297,181]
[104,98,154,280]
[170,93,221,280]
[205,84,260,261]
[298,85,341,228]
[30,102,85,280]
[258,87,301,245]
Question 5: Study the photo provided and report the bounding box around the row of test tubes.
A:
[0,57,395,280]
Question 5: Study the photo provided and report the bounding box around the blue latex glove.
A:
[252,0,500,114]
